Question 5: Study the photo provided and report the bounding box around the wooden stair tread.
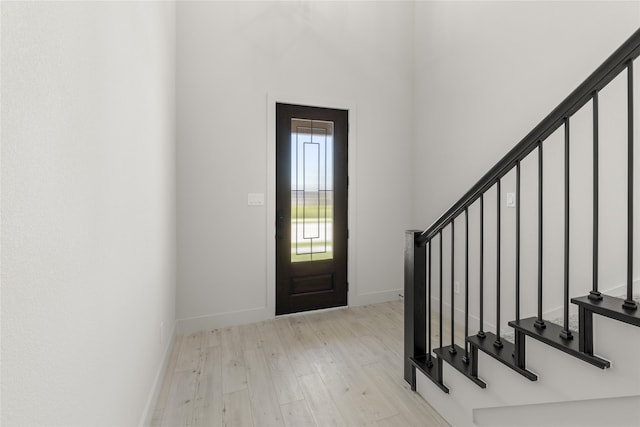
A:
[409,355,449,393]
[508,317,610,369]
[433,344,486,388]
[467,332,537,381]
[572,294,640,327]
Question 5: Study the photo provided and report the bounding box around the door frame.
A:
[266,93,358,317]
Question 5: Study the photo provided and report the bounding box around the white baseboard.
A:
[176,289,402,334]
[432,297,492,331]
[529,281,633,322]
[176,306,272,334]
[352,288,403,306]
[138,322,177,427]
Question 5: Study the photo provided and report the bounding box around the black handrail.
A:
[417,28,640,246]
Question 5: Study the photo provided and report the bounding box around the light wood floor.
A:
[151,301,449,426]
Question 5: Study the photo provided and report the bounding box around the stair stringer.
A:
[472,394,640,427]
[415,311,640,427]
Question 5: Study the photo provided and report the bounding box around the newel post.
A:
[404,230,426,388]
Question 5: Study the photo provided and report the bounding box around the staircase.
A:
[405,28,640,426]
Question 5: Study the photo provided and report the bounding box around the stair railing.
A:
[405,28,640,393]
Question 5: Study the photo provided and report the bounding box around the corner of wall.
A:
[138,321,177,427]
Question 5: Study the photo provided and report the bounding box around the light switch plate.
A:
[247,193,265,206]
[506,192,516,208]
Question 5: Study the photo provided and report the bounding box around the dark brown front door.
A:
[275,103,348,315]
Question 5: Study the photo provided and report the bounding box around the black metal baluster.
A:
[516,161,521,322]
[495,180,503,348]
[450,221,457,355]
[463,208,470,364]
[560,118,573,340]
[590,92,603,301]
[478,194,486,339]
[535,142,546,329]
[427,240,433,367]
[624,60,638,311]
[439,230,444,348]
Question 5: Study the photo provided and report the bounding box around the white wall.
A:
[1,2,176,426]
[176,1,415,331]
[412,2,640,426]
[414,0,640,340]
[413,1,640,228]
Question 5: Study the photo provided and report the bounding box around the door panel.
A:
[276,103,348,315]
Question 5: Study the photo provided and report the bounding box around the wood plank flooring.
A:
[152,301,449,427]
